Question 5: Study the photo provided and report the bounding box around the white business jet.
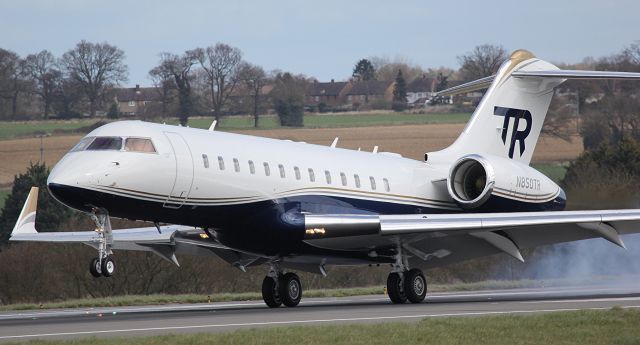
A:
[10,50,640,307]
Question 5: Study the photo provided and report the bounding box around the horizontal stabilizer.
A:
[511,70,640,80]
[436,75,495,97]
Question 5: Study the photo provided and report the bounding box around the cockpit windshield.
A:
[70,137,95,152]
[86,137,123,151]
[70,136,157,153]
[124,138,156,153]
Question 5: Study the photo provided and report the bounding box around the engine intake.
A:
[447,155,495,209]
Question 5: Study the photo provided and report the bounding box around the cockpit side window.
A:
[124,138,157,153]
[71,137,95,152]
[86,137,123,151]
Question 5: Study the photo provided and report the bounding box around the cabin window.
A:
[294,166,301,180]
[340,172,347,186]
[369,176,376,190]
[248,160,255,174]
[218,156,225,170]
[86,137,122,151]
[71,137,95,152]
[202,154,209,168]
[278,164,286,178]
[383,178,390,192]
[233,158,240,172]
[263,162,271,176]
[354,174,361,188]
[308,168,316,182]
[124,138,156,153]
[325,170,332,184]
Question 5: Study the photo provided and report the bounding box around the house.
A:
[111,85,163,116]
[226,84,275,115]
[345,80,394,107]
[305,79,350,107]
[406,75,437,105]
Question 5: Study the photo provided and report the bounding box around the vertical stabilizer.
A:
[443,50,564,164]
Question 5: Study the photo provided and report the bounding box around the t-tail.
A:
[437,49,640,165]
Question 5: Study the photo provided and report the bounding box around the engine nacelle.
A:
[447,154,561,210]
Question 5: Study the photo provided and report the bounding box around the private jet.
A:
[10,50,640,307]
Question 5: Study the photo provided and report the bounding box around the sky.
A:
[1,0,638,87]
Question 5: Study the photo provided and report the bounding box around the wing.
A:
[9,187,261,269]
[303,210,640,267]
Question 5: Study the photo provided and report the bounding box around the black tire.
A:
[101,256,115,277]
[404,269,427,303]
[387,272,407,304]
[279,272,302,307]
[89,257,102,278]
[261,276,282,308]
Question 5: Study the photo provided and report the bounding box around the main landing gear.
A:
[386,269,427,304]
[88,209,116,278]
[261,265,302,308]
[386,245,427,304]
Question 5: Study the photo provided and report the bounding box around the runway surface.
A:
[1,285,640,342]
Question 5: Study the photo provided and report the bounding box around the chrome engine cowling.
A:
[447,154,561,210]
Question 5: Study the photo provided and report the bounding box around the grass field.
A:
[0,113,471,140]
[0,120,100,140]
[8,308,639,345]
[0,279,580,312]
[532,163,568,183]
[182,112,472,130]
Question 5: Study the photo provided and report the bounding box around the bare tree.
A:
[457,44,507,81]
[24,50,60,119]
[370,56,426,82]
[150,52,197,125]
[0,48,29,120]
[60,40,128,117]
[149,62,176,118]
[193,43,243,121]
[622,41,640,65]
[238,62,267,127]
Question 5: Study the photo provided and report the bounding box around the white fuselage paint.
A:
[48,121,462,213]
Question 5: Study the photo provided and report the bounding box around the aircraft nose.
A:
[46,154,90,211]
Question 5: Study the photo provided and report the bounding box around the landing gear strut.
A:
[88,209,115,278]
[261,264,303,308]
[386,245,427,304]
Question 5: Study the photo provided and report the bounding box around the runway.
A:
[1,285,640,342]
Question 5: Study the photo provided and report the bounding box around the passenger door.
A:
[163,132,194,208]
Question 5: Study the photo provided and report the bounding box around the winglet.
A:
[11,187,39,236]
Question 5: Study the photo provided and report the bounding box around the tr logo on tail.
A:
[493,106,532,159]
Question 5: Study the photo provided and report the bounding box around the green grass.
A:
[172,113,471,130]
[0,119,101,140]
[0,113,470,140]
[8,308,640,345]
[0,189,9,210]
[532,163,568,183]
[0,280,552,312]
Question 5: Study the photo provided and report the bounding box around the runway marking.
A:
[522,297,640,304]
[1,305,639,340]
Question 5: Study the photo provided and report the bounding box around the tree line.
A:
[0,41,551,127]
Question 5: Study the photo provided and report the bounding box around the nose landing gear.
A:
[88,209,116,278]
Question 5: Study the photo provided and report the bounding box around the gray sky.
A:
[1,0,638,87]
